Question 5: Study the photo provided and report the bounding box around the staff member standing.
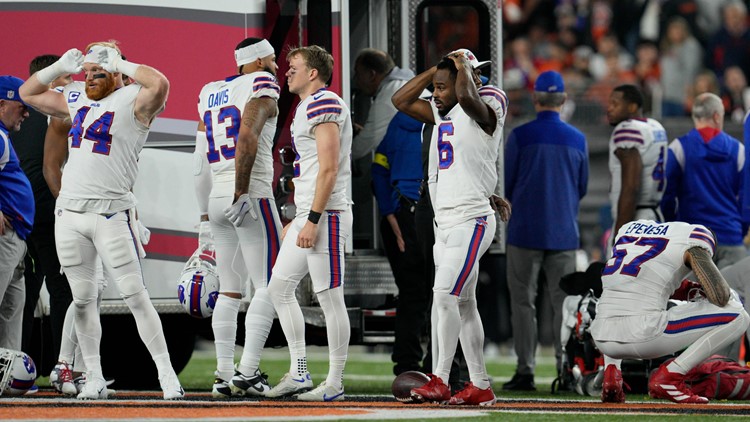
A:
[0,75,33,350]
[503,71,589,391]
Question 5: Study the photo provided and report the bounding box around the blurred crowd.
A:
[502,0,750,123]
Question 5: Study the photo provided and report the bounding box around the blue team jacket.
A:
[661,128,745,246]
[371,111,423,216]
[505,111,589,250]
[0,123,34,240]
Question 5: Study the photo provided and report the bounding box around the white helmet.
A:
[0,348,36,396]
[178,249,220,318]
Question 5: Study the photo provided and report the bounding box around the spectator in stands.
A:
[661,93,747,269]
[503,71,589,391]
[660,17,703,117]
[660,0,705,46]
[720,65,750,123]
[685,70,721,113]
[589,33,633,82]
[633,40,661,115]
[562,46,594,97]
[706,2,750,80]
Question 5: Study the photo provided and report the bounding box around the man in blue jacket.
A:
[662,92,747,268]
[503,71,589,391]
[372,111,429,375]
[0,75,33,350]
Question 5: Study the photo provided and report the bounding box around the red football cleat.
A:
[601,364,626,403]
[448,382,497,406]
[648,365,709,404]
[410,374,451,403]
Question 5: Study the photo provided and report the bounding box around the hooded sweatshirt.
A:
[661,128,745,245]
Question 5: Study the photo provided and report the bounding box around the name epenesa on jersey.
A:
[624,222,669,236]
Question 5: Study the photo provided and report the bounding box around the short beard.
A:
[85,74,116,101]
[262,65,276,76]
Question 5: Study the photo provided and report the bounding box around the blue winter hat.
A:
[0,76,27,106]
[534,70,564,93]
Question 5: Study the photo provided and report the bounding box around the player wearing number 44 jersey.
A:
[194,37,282,399]
[19,42,183,400]
[607,85,668,245]
[591,220,750,404]
[393,50,511,406]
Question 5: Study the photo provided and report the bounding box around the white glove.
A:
[137,220,151,245]
[198,221,214,250]
[224,194,258,227]
[96,47,139,77]
[37,49,83,85]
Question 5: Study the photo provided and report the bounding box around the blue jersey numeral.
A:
[203,105,241,163]
[602,236,669,277]
[437,122,455,169]
[69,107,114,155]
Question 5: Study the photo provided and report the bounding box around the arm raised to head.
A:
[685,246,731,307]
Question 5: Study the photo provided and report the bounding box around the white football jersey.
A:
[197,72,279,198]
[608,118,668,221]
[57,82,147,213]
[429,85,507,228]
[596,219,716,318]
[290,89,352,215]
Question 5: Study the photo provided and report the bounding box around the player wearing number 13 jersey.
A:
[591,220,749,404]
[19,41,183,400]
[607,85,668,243]
[194,38,282,398]
[393,51,510,406]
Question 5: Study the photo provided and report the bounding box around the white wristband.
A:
[115,60,140,78]
[36,63,61,86]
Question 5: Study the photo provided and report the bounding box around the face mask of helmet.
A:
[0,348,36,396]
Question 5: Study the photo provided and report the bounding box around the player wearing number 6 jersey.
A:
[194,37,282,398]
[19,41,183,400]
[393,50,510,406]
[591,220,749,404]
[607,85,668,247]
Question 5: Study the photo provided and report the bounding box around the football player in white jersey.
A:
[19,41,183,400]
[263,46,352,402]
[193,37,282,398]
[591,220,749,403]
[607,85,669,247]
[393,51,510,406]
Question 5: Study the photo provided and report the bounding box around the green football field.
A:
[33,342,747,421]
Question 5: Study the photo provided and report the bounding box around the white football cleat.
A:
[230,369,272,397]
[77,376,111,400]
[265,372,313,398]
[159,370,185,400]
[295,381,344,402]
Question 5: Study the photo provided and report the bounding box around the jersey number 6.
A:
[437,122,455,169]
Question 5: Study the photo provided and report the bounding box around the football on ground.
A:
[391,371,430,403]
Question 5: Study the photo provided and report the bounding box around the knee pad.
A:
[122,289,149,311]
[268,278,301,309]
[434,291,458,313]
[117,273,146,299]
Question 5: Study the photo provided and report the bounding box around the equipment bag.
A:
[682,355,750,399]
